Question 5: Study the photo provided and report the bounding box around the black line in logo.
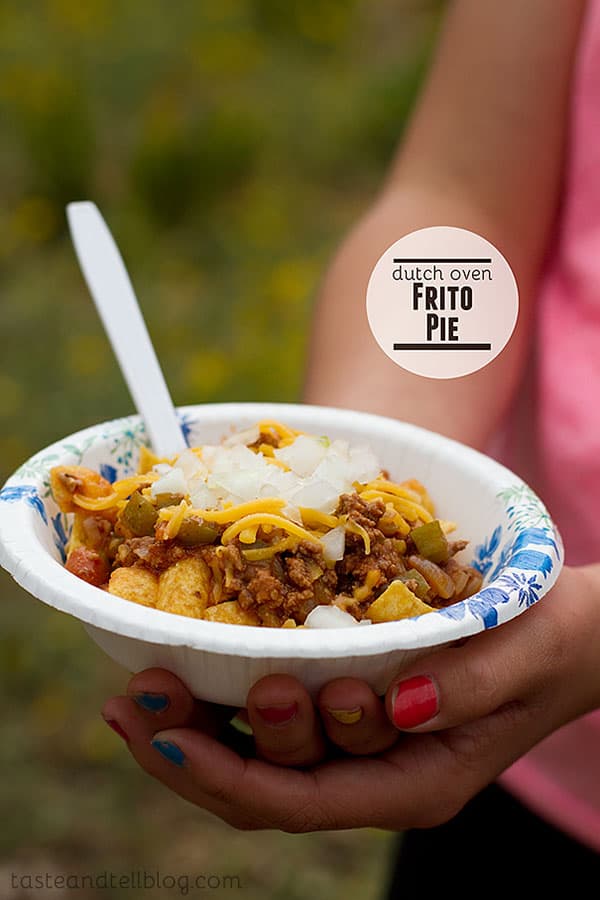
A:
[392,258,492,264]
[393,343,492,351]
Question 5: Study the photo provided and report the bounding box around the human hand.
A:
[101,564,600,832]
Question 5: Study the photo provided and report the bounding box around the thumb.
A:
[384,591,565,733]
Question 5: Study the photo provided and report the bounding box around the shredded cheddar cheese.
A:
[242,536,298,561]
[163,499,189,539]
[257,420,302,442]
[188,498,286,523]
[239,526,259,544]
[299,508,339,530]
[73,473,159,510]
[359,487,432,524]
[353,569,382,601]
[221,513,320,545]
[138,446,174,474]
[264,456,291,470]
[72,492,120,510]
[345,518,371,555]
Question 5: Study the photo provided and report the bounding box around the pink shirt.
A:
[496,0,600,851]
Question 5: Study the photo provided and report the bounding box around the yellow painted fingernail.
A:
[327,706,363,725]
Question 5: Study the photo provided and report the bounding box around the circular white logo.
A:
[366,226,519,379]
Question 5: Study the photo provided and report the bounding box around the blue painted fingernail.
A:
[133,692,170,713]
[151,739,186,767]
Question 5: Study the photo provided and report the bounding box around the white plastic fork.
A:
[66,201,187,458]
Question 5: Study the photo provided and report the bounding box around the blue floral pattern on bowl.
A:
[463,484,561,628]
[0,484,48,524]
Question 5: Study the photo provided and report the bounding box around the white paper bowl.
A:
[0,403,563,706]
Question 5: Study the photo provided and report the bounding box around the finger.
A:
[120,713,268,830]
[148,724,327,831]
[100,694,195,746]
[246,674,326,767]
[128,667,240,729]
[317,678,399,754]
[145,680,553,834]
[125,667,195,718]
[123,667,239,733]
[132,676,550,834]
[100,694,265,829]
[384,581,570,733]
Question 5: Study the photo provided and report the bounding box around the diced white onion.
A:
[208,469,263,502]
[290,479,340,513]
[320,525,346,562]
[348,444,381,483]
[188,479,220,509]
[213,443,264,472]
[175,449,206,479]
[150,467,188,498]
[222,424,261,447]
[311,456,351,493]
[281,504,303,524]
[274,434,328,478]
[304,605,361,628]
[147,426,384,525]
[153,463,172,476]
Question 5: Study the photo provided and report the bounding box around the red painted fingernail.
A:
[103,717,129,742]
[392,675,438,729]
[255,702,298,726]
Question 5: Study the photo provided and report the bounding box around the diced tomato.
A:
[66,547,110,587]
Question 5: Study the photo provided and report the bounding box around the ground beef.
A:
[112,494,478,626]
[335,492,386,531]
[215,541,337,626]
[334,493,407,597]
[449,539,469,555]
[337,537,406,589]
[285,555,317,589]
[114,535,336,626]
[116,537,190,570]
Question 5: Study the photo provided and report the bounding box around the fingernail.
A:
[326,706,363,725]
[255,702,298,726]
[391,675,439,729]
[151,739,186,767]
[103,717,129,742]
[133,692,170,713]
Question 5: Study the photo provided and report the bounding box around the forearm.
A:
[303,0,586,450]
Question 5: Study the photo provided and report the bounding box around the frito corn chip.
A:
[108,566,159,608]
[366,580,434,623]
[50,465,114,514]
[157,557,211,618]
[203,601,260,625]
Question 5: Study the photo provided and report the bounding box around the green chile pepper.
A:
[393,568,431,599]
[176,517,219,546]
[120,491,158,536]
[410,520,449,564]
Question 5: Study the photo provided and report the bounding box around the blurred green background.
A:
[0,1,441,897]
